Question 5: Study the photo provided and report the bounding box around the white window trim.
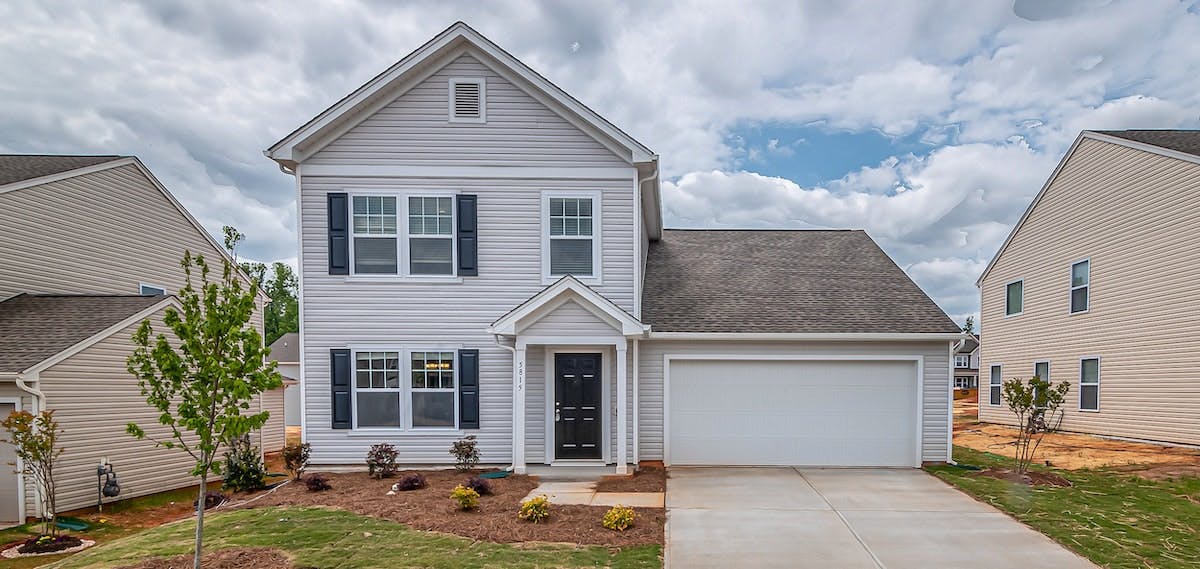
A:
[954,354,971,368]
[1079,356,1101,412]
[541,190,603,285]
[346,189,462,282]
[1033,360,1050,381]
[348,344,463,432]
[988,364,1003,406]
[448,77,486,124]
[1004,278,1024,317]
[139,282,167,295]
[1069,258,1090,314]
[405,195,457,277]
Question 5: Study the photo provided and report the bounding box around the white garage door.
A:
[668,359,919,467]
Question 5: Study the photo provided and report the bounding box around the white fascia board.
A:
[22,297,182,375]
[488,275,645,336]
[647,332,967,342]
[298,164,636,180]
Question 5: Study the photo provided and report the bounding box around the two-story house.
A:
[266,23,961,475]
[954,334,980,390]
[0,155,279,524]
[978,130,1200,446]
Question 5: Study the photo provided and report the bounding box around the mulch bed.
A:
[975,467,1073,487]
[117,547,297,569]
[244,469,664,546]
[595,466,667,493]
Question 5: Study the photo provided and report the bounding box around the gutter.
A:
[14,371,43,414]
[647,332,967,342]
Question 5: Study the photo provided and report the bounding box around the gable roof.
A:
[956,335,979,354]
[0,294,172,373]
[642,230,960,335]
[0,154,126,186]
[1094,130,1200,159]
[265,21,655,168]
[267,332,300,364]
[488,275,646,336]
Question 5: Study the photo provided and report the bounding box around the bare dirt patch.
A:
[954,422,1200,471]
[595,466,666,493]
[974,467,1073,487]
[1107,462,1200,481]
[243,469,664,546]
[117,547,296,569]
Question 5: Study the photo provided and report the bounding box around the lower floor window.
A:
[989,365,1002,405]
[411,351,456,427]
[1080,358,1100,411]
[354,349,458,428]
[954,376,977,389]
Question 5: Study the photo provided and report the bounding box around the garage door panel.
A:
[668,359,917,467]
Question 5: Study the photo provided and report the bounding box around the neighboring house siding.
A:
[260,387,286,451]
[308,54,627,168]
[637,340,952,463]
[0,164,228,298]
[979,138,1200,445]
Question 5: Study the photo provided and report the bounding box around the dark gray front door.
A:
[554,353,602,460]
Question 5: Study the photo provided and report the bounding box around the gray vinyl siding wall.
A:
[0,383,33,520]
[979,138,1200,445]
[636,340,952,463]
[518,300,620,336]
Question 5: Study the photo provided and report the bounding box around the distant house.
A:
[267,332,301,431]
[0,155,281,525]
[978,130,1200,446]
[954,335,979,390]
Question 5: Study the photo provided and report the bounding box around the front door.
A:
[554,353,603,460]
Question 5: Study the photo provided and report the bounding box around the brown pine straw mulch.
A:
[974,468,1073,487]
[245,469,664,546]
[595,465,666,493]
[118,547,296,569]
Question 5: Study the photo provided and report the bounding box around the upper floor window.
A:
[954,354,971,368]
[349,194,456,277]
[1005,280,1023,316]
[544,193,601,281]
[408,197,454,275]
[139,283,166,296]
[1079,357,1100,411]
[1070,260,1090,313]
[352,195,398,274]
[448,78,485,123]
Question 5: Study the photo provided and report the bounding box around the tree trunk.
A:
[194,471,206,569]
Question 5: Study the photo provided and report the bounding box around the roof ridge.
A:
[0,153,126,158]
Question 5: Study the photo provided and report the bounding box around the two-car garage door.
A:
[667,359,920,467]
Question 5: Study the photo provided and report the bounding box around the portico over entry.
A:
[488,276,648,474]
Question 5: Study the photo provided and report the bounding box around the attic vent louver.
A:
[449,78,485,123]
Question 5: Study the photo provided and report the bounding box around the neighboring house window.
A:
[1080,357,1100,411]
[448,78,485,123]
[1005,280,1023,316]
[545,194,600,279]
[954,354,971,368]
[354,351,401,427]
[989,365,1002,405]
[1034,361,1050,382]
[352,195,399,274]
[139,283,166,296]
[410,351,457,427]
[1070,260,1090,313]
[408,196,454,275]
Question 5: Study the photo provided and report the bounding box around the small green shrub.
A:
[518,495,551,523]
[449,435,480,472]
[366,443,399,479]
[602,505,636,531]
[450,484,480,510]
[222,435,265,492]
[282,442,311,481]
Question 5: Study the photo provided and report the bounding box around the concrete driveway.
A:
[666,467,1096,569]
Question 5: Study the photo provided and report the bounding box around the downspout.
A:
[14,371,45,518]
[632,338,639,465]
[634,163,658,319]
[493,335,518,472]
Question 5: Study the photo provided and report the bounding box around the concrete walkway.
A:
[523,480,665,507]
[666,467,1097,569]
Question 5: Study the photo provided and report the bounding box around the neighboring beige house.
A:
[978,130,1200,446]
[954,334,979,390]
[0,155,281,524]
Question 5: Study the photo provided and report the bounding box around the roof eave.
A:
[647,332,967,341]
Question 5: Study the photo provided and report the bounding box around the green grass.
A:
[928,446,1200,569]
[45,506,662,569]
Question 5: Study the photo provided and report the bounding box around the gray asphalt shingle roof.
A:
[0,154,126,187]
[642,229,960,334]
[1094,130,1200,158]
[0,294,165,373]
[268,332,300,363]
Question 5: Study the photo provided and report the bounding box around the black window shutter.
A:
[330,349,352,429]
[456,194,478,276]
[328,193,349,275]
[458,349,480,429]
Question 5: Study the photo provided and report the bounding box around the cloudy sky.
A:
[3,0,1199,328]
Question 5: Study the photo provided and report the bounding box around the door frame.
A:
[661,354,925,468]
[0,396,24,523]
[544,347,609,465]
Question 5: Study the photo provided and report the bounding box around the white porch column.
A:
[615,341,628,475]
[513,345,527,474]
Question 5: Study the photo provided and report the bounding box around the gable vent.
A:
[450,78,485,123]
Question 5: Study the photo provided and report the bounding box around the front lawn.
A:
[47,506,662,569]
[928,446,1200,569]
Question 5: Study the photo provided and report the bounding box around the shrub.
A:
[518,495,550,523]
[193,491,228,510]
[282,442,311,481]
[1002,375,1071,475]
[397,473,427,491]
[222,435,265,492]
[463,476,491,496]
[450,484,480,511]
[449,435,480,472]
[304,474,332,492]
[602,505,637,531]
[366,443,399,479]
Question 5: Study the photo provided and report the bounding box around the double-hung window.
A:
[1070,260,1090,313]
[989,365,1002,406]
[954,354,971,368]
[352,349,459,429]
[546,193,600,279]
[1005,280,1023,316]
[410,351,457,427]
[352,196,398,274]
[408,197,454,275]
[354,351,401,427]
[1079,357,1100,411]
